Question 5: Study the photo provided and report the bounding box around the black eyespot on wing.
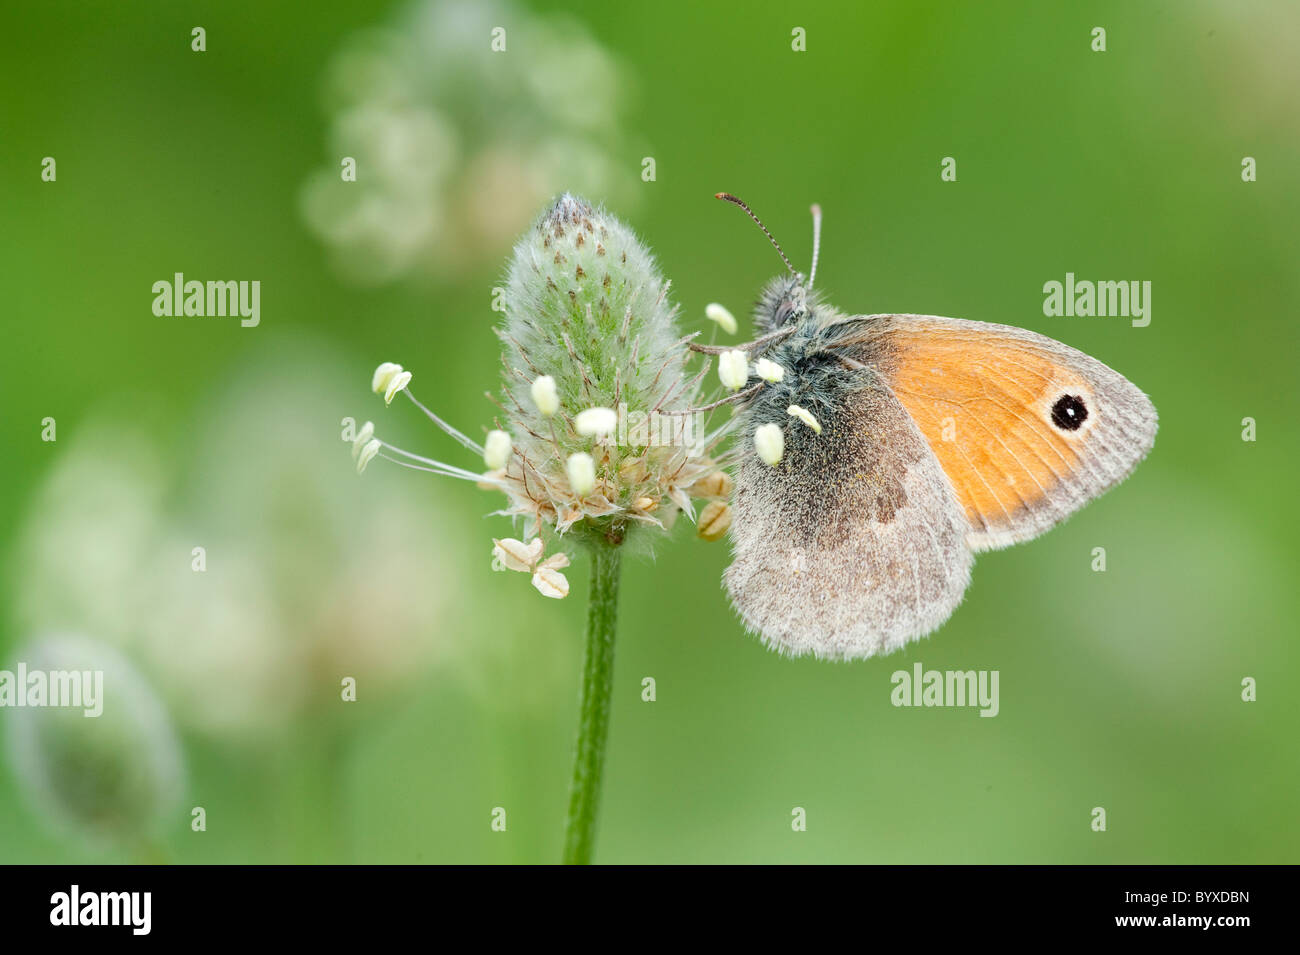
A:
[1050,394,1089,431]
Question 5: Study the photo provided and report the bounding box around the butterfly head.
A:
[755,273,812,334]
[715,193,824,335]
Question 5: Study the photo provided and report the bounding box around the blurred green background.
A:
[2,0,1297,863]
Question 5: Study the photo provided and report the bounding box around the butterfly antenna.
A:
[715,192,796,276]
[808,203,823,287]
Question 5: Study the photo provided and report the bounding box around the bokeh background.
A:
[2,0,1297,863]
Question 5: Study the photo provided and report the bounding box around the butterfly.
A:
[707,194,1157,661]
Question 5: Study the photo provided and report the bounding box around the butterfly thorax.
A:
[747,279,878,433]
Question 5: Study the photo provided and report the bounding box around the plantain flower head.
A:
[349,195,735,594]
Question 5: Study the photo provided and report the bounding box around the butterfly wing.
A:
[725,380,973,660]
[831,314,1157,551]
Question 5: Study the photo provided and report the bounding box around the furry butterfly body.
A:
[724,270,1157,661]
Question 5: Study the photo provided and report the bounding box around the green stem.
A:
[562,542,623,864]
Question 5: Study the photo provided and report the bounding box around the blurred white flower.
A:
[299,0,638,285]
[9,351,472,738]
[4,634,184,850]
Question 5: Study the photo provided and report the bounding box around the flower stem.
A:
[562,541,623,864]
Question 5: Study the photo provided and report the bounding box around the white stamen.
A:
[755,358,785,383]
[718,350,749,391]
[575,407,617,437]
[787,404,822,433]
[566,452,596,496]
[372,362,404,395]
[384,370,412,405]
[531,375,560,416]
[483,430,512,470]
[356,438,382,473]
[705,303,737,335]
[754,423,784,466]
[351,421,374,460]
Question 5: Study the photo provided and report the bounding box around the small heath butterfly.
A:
[709,194,1157,660]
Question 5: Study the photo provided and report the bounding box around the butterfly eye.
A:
[1050,394,1089,432]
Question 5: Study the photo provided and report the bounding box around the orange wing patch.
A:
[874,322,1093,537]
